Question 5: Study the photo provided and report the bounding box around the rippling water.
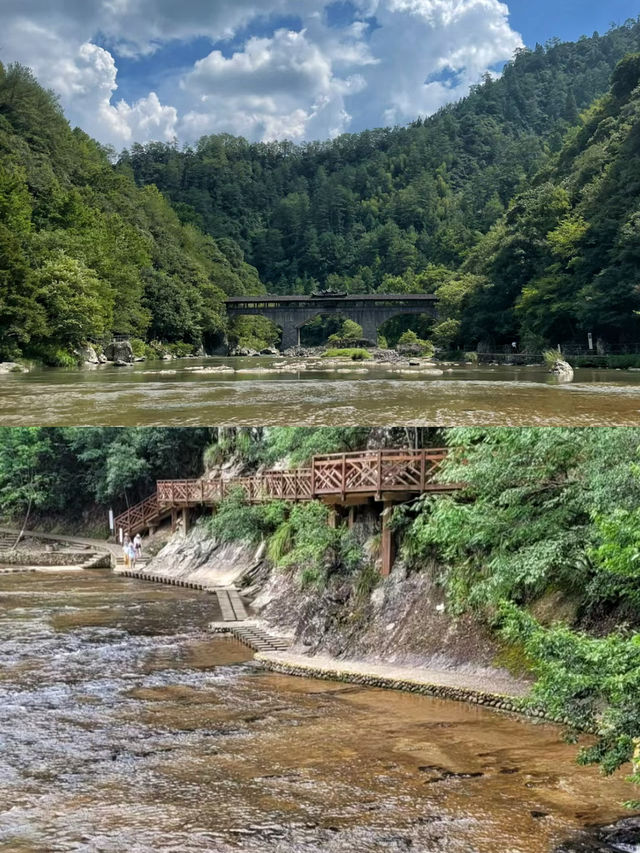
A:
[4,358,640,425]
[0,571,637,852]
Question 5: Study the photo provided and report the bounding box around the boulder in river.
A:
[0,361,28,373]
[104,339,134,363]
[75,344,100,365]
[549,359,574,382]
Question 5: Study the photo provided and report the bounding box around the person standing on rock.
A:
[133,533,142,559]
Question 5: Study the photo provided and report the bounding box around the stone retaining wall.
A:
[255,656,563,723]
[0,551,102,566]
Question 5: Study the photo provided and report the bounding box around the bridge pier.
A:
[281,325,300,351]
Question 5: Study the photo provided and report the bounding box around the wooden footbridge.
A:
[114,448,458,577]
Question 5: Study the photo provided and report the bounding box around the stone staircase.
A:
[213,587,248,621]
[209,621,291,653]
[0,532,17,552]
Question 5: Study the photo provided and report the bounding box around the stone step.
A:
[227,587,248,621]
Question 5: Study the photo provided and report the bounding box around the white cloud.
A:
[0,0,523,146]
[180,27,370,140]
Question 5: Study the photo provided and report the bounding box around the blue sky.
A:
[3,1,640,148]
[509,0,638,46]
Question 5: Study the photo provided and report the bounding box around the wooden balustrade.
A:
[114,448,451,535]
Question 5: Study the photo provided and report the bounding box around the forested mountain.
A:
[4,21,640,359]
[0,64,262,363]
[463,52,640,347]
[121,19,640,349]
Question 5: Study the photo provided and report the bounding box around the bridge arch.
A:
[225,294,438,352]
[377,311,436,346]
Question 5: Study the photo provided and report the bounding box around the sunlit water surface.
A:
[4,357,640,424]
[0,571,637,852]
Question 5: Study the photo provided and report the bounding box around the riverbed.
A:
[4,357,640,425]
[0,570,637,852]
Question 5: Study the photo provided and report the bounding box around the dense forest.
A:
[1,425,638,800]
[122,20,640,350]
[0,64,262,364]
[4,21,640,359]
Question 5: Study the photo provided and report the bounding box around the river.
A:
[0,570,637,853]
[4,358,640,425]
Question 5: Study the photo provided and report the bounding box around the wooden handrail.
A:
[114,448,452,535]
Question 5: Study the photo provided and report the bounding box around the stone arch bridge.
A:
[225,293,438,350]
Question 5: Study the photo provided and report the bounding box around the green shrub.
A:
[377,334,389,349]
[130,338,146,359]
[207,489,286,543]
[543,348,563,367]
[30,345,78,367]
[396,330,435,357]
[354,560,380,602]
[397,329,419,346]
[167,341,195,358]
[322,348,372,360]
[144,340,167,360]
[267,520,294,564]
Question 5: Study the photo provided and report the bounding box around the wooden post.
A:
[182,507,190,536]
[171,509,177,533]
[348,506,356,529]
[380,501,395,577]
[328,507,338,529]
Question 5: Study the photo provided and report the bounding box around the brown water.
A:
[4,358,640,425]
[0,571,637,852]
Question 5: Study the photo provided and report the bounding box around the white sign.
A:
[108,509,114,531]
[587,332,593,351]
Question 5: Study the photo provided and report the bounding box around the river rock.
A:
[554,817,640,852]
[260,347,279,355]
[76,344,100,365]
[0,361,28,373]
[104,339,134,363]
[549,359,574,382]
[230,346,259,357]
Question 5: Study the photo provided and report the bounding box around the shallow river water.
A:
[0,570,637,853]
[4,358,640,425]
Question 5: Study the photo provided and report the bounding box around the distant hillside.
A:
[121,19,640,348]
[463,52,640,348]
[0,63,263,363]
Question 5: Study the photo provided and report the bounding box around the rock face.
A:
[142,525,262,588]
[104,339,134,363]
[549,359,574,382]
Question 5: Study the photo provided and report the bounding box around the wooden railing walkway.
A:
[114,448,454,537]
